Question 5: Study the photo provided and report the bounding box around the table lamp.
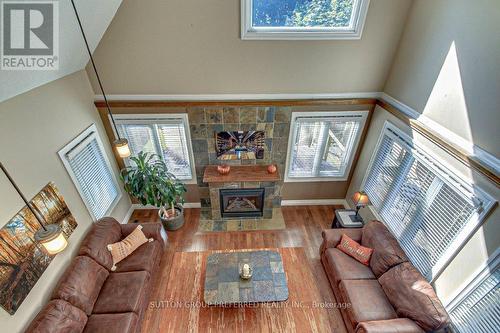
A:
[352,191,370,221]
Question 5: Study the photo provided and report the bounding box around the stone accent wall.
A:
[187,106,292,217]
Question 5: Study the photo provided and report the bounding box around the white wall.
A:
[87,0,412,95]
[384,0,500,157]
[0,70,131,332]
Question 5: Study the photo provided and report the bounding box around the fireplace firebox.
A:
[220,188,265,218]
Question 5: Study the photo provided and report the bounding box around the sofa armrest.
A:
[355,319,424,333]
[120,223,167,250]
[320,228,362,256]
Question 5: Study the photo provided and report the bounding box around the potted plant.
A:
[120,152,187,231]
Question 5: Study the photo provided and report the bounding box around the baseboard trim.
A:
[130,202,202,211]
[95,92,383,102]
[183,202,202,208]
[121,205,135,224]
[281,199,348,207]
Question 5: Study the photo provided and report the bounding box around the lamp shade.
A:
[34,224,68,255]
[352,191,370,207]
[114,138,131,158]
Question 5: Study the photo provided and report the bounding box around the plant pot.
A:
[159,205,184,231]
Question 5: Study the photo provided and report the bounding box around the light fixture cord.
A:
[70,0,121,139]
[0,162,47,231]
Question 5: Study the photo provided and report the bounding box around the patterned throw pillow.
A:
[337,234,373,266]
[107,225,153,271]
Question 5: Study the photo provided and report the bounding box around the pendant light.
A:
[0,163,68,255]
[70,0,130,158]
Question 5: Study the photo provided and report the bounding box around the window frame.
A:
[241,0,371,40]
[111,113,197,184]
[361,121,496,281]
[284,110,368,182]
[58,124,122,221]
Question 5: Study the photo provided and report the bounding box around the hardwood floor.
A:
[129,206,347,333]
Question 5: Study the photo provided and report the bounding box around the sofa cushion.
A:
[25,299,87,333]
[379,262,450,331]
[115,240,161,273]
[337,234,373,266]
[52,256,109,315]
[320,228,363,256]
[79,217,122,270]
[362,220,409,277]
[338,279,397,327]
[92,271,150,314]
[84,313,138,333]
[108,225,154,271]
[324,248,375,285]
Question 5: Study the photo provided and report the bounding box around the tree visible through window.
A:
[252,0,355,28]
[242,0,370,39]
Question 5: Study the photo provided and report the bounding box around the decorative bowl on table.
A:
[217,164,231,175]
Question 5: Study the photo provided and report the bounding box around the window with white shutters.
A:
[447,251,500,333]
[362,122,495,281]
[114,114,195,181]
[59,124,120,220]
[286,111,368,181]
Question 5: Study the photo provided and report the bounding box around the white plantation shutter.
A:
[115,115,194,180]
[157,123,192,179]
[363,123,493,281]
[60,127,120,220]
[448,253,500,332]
[288,112,366,179]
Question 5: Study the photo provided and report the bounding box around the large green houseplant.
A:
[120,152,187,230]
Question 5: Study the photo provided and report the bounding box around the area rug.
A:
[197,208,286,232]
[141,248,346,332]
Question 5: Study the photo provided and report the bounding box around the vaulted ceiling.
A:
[0,0,122,102]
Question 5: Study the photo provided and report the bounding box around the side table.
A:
[331,209,364,229]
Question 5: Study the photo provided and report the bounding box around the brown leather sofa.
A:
[320,220,450,333]
[26,217,167,333]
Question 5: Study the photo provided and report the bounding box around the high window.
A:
[241,0,371,39]
[114,114,196,182]
[59,124,121,220]
[285,111,368,181]
[362,122,495,281]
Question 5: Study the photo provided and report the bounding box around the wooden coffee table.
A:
[203,250,289,305]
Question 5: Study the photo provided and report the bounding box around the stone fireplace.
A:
[202,165,281,220]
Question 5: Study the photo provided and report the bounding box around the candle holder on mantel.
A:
[217,164,231,175]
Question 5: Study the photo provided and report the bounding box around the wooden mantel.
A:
[203,165,280,183]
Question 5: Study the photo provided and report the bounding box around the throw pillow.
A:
[337,234,373,266]
[107,225,153,271]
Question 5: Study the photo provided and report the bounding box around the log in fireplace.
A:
[220,188,265,218]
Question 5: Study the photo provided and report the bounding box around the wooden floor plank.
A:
[130,206,347,333]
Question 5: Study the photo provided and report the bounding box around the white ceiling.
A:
[0,0,122,102]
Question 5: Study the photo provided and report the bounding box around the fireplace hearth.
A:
[220,188,264,218]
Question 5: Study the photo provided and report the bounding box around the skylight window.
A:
[241,0,371,40]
